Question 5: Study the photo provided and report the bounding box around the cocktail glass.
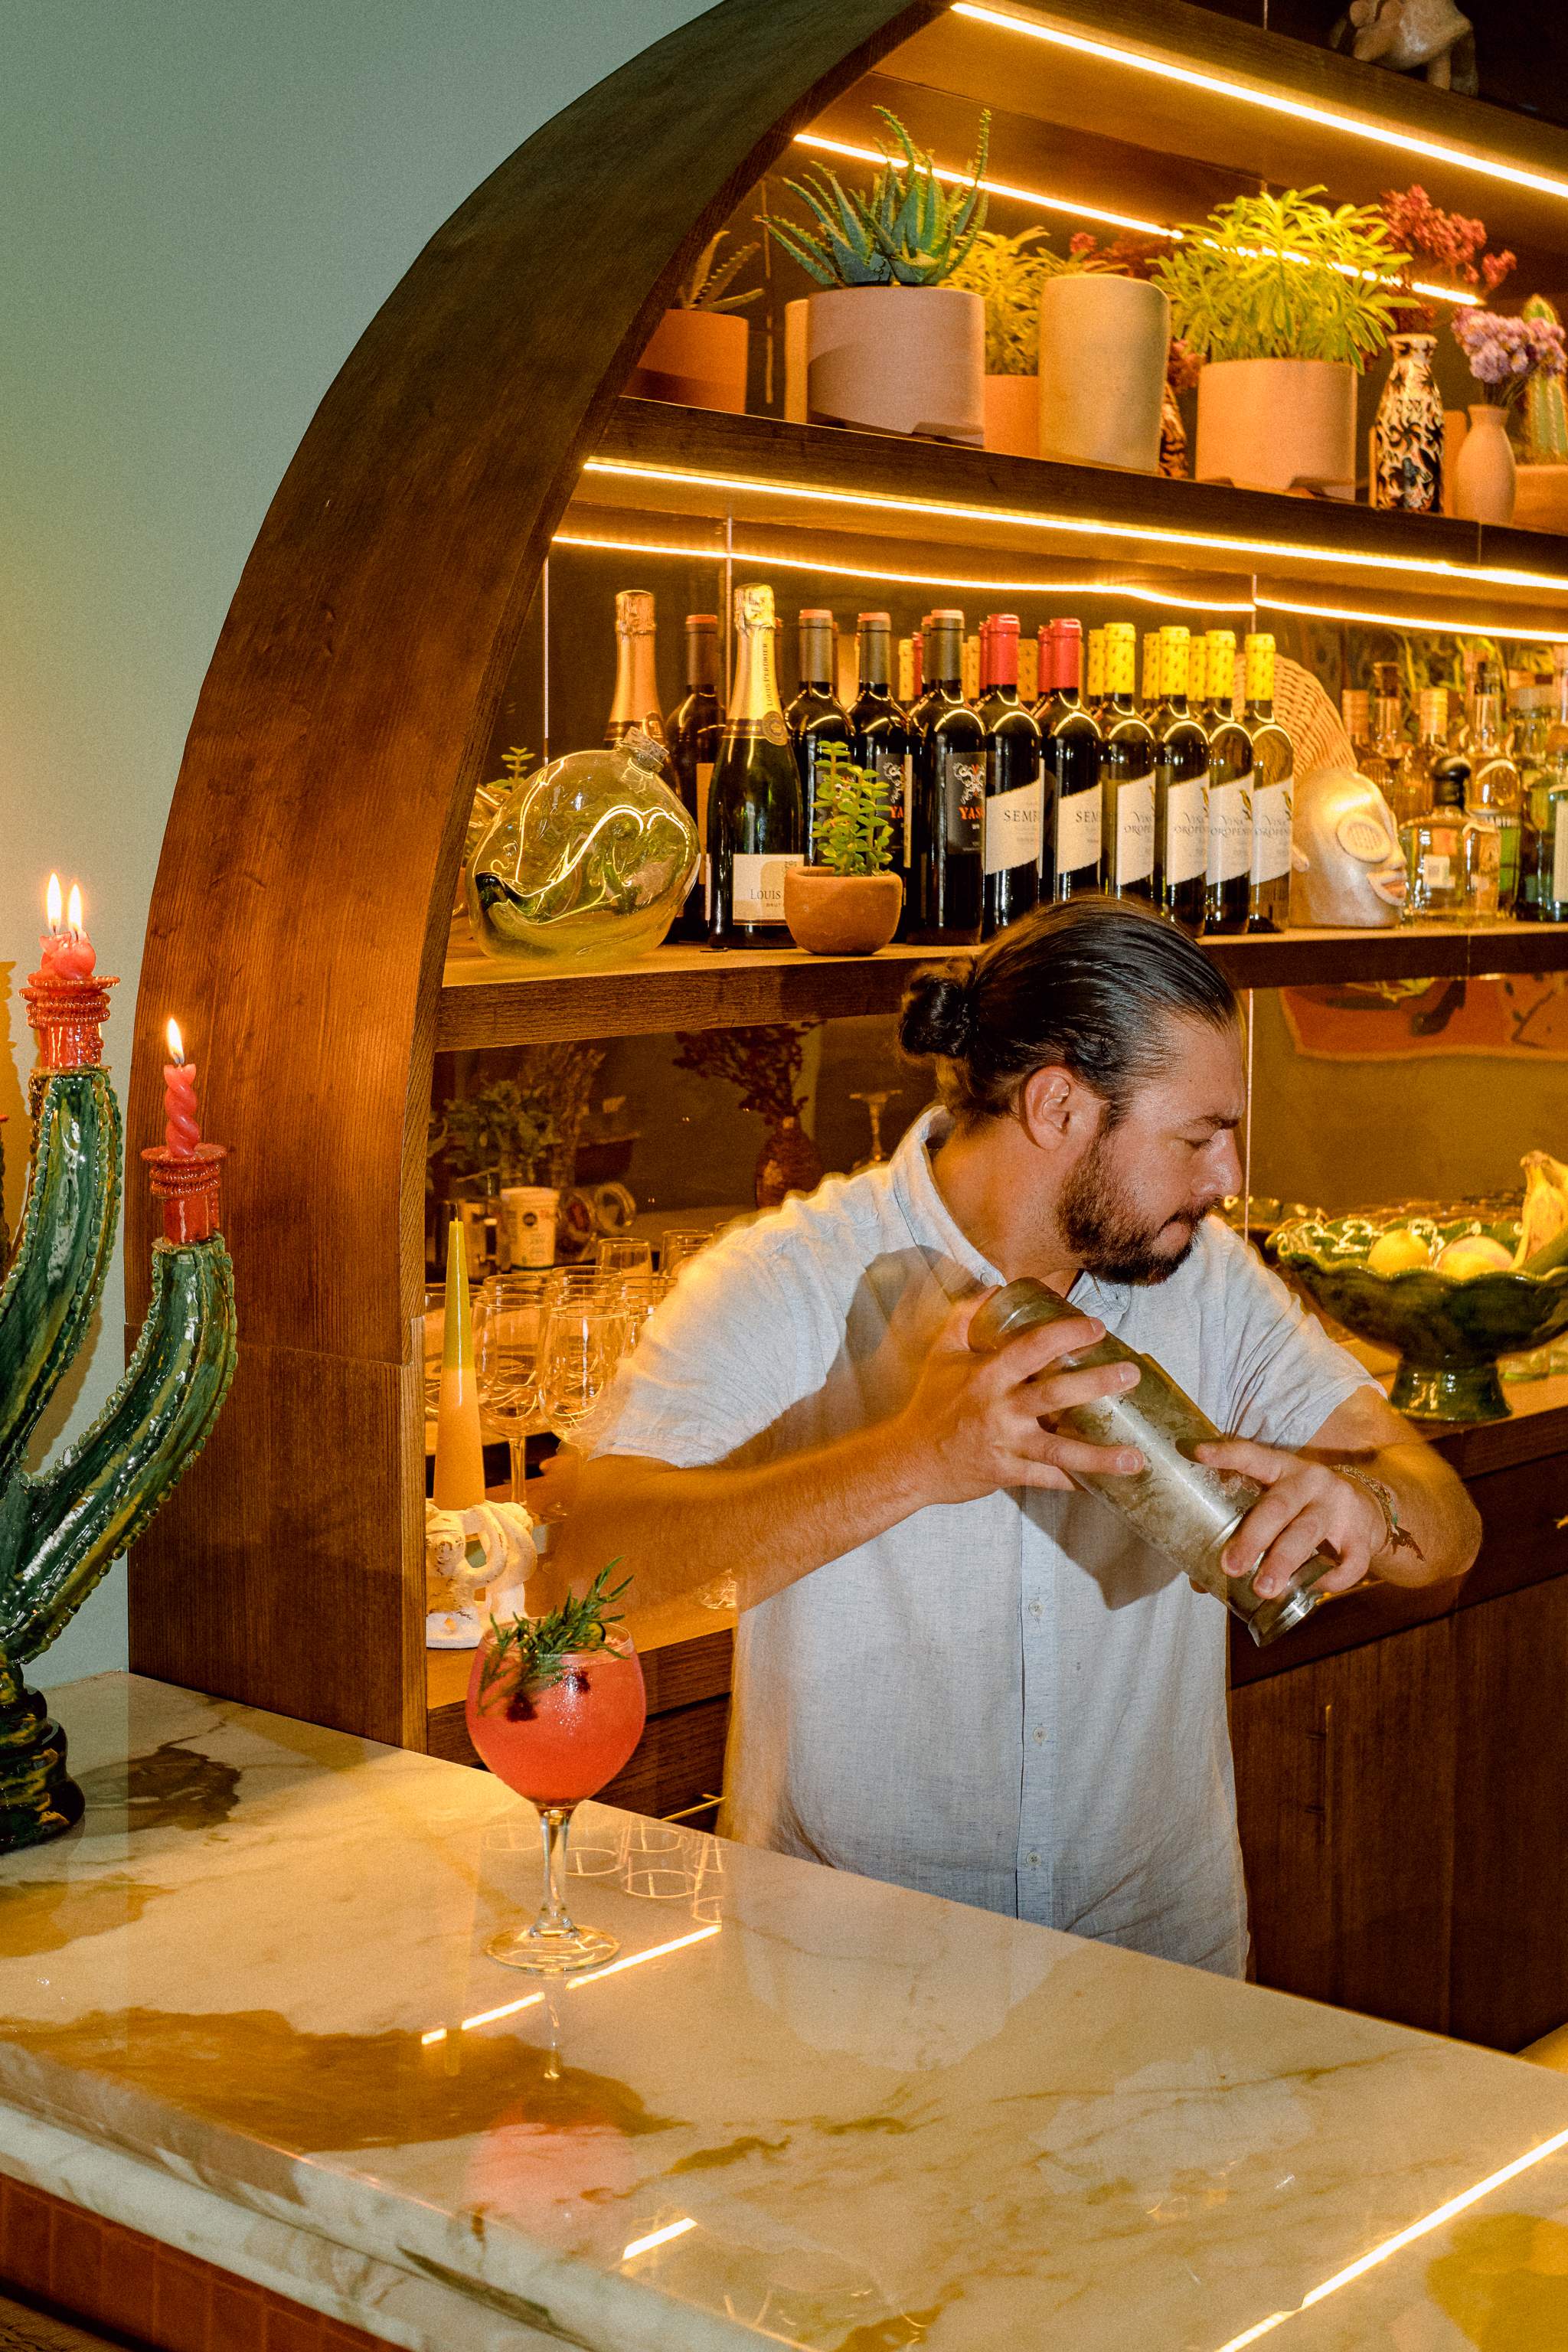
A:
[466,1631,646,1972]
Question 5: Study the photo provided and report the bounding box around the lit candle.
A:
[162,1018,201,1158]
[433,1217,486,1509]
[35,873,66,978]
[54,882,96,981]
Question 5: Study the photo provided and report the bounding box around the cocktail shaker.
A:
[970,1279,1335,1645]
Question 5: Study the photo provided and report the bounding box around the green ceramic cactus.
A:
[1524,296,1568,465]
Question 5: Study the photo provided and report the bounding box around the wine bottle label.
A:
[1057,786,1102,876]
[695,762,714,841]
[1163,775,1208,885]
[732,853,803,923]
[1250,780,1294,886]
[871,752,913,867]
[941,751,985,850]
[762,711,790,747]
[1115,778,1155,886]
[1206,777,1250,884]
[982,780,1043,874]
[1556,815,1568,904]
[1422,853,1453,890]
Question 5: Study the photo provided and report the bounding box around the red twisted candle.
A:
[143,1014,225,1241]
[162,1018,201,1158]
[24,873,116,1070]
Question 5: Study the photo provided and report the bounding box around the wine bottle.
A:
[1203,630,1251,936]
[909,608,985,944]
[1040,619,1103,903]
[786,608,851,866]
[1142,632,1161,714]
[1152,626,1208,933]
[1244,634,1294,934]
[706,581,805,951]
[1099,621,1155,903]
[605,590,665,747]
[849,611,913,938]
[1084,627,1107,724]
[979,616,1042,939]
[665,613,722,944]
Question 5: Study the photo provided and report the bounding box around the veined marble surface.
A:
[3,1679,1568,2350]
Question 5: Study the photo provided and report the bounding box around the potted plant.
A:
[784,746,903,955]
[626,231,760,414]
[1374,187,1514,512]
[1036,232,1172,474]
[1154,186,1408,498]
[765,109,989,446]
[949,225,1051,457]
[1450,305,1568,524]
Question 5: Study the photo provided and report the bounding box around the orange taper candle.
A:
[163,1018,201,1158]
[433,1217,487,1509]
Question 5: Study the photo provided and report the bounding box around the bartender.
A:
[550,900,1479,1975]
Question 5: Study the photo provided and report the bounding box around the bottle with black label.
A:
[1203,630,1252,935]
[1099,621,1155,903]
[1039,619,1103,903]
[909,608,984,944]
[665,612,722,943]
[849,611,913,938]
[1151,626,1209,933]
[1243,633,1294,933]
[786,608,850,866]
[979,615,1042,938]
[605,590,666,747]
[706,580,805,950]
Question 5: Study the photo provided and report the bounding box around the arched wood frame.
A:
[126,0,939,1745]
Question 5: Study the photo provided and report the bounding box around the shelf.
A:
[439,921,1568,1050]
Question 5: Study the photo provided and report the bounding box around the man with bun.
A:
[549,900,1478,1973]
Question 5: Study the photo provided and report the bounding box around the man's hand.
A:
[891,1292,1146,1508]
[1194,1437,1387,1599]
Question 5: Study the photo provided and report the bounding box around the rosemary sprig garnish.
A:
[476,1560,632,1719]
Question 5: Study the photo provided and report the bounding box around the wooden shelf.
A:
[440,920,1568,1050]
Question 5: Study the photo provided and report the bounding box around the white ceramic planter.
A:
[1452,402,1517,524]
[806,284,985,445]
[1195,358,1357,498]
[1037,275,1168,472]
[983,374,1037,458]
[626,307,750,413]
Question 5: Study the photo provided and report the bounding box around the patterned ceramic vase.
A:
[1374,334,1446,512]
[1158,377,1188,479]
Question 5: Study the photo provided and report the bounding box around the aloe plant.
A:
[675,230,761,313]
[812,745,894,876]
[1153,187,1410,368]
[766,108,990,289]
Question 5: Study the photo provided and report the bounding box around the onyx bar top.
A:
[2,1674,1567,2350]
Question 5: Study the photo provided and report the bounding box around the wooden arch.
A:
[126,0,938,1746]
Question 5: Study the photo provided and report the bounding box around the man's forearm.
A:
[1356,1437,1481,1588]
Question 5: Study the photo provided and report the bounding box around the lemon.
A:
[1435,1236,1514,1281]
[1366,1227,1432,1276]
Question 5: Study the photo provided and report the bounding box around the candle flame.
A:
[67,882,83,934]
[46,873,61,933]
[166,1017,186,1066]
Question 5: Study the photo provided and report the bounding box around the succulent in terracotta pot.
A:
[785,745,903,956]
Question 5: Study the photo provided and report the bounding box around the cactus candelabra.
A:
[1524,296,1568,466]
[0,952,237,1853]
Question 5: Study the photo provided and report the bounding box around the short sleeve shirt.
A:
[579,1107,1376,1975]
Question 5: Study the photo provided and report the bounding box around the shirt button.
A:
[1028,1601,1043,1619]
[1027,1851,1040,1868]
[1032,1726,1045,1745]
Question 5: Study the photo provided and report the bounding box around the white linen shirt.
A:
[580,1107,1374,1975]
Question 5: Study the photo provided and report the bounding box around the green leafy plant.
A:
[673,1023,815,1125]
[675,230,761,313]
[443,1079,559,1185]
[949,226,1053,374]
[1153,187,1410,368]
[765,108,989,289]
[811,743,894,876]
[475,1561,632,1719]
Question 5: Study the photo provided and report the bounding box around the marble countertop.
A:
[4,1679,1568,2351]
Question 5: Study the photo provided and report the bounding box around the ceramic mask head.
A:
[1289,765,1407,927]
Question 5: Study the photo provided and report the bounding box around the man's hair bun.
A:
[899,968,975,1062]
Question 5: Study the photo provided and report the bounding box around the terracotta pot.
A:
[1194,358,1356,499]
[783,865,903,956]
[1514,464,1568,533]
[806,285,985,445]
[626,308,749,413]
[1037,275,1168,472]
[1452,403,1517,524]
[755,1114,823,1209]
[983,374,1037,458]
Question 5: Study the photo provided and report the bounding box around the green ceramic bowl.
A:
[1271,1204,1568,1423]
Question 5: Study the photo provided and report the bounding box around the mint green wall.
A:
[0,0,710,1683]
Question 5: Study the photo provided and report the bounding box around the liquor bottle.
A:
[1243,634,1293,934]
[665,612,723,943]
[1151,626,1209,933]
[1204,630,1252,936]
[605,589,665,746]
[1099,621,1155,904]
[1084,627,1107,723]
[1466,658,1523,916]
[849,611,913,934]
[1360,661,1416,826]
[706,580,805,951]
[1341,688,1371,769]
[1403,688,1449,823]
[1520,651,1568,923]
[1040,619,1104,903]
[908,609,985,944]
[786,607,850,866]
[979,616,1043,939]
[1402,765,1490,924]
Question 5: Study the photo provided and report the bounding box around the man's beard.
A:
[1060,1128,1206,1286]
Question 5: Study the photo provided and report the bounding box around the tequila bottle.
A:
[1401,766,1472,923]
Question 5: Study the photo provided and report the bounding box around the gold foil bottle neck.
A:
[614,589,656,639]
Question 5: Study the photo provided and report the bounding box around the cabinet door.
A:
[1451,1577,1568,2051]
[1230,1615,1455,2034]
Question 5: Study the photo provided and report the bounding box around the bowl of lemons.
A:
[1272,1154,1568,1423]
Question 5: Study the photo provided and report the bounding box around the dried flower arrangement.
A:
[1377,186,1514,332]
[1452,309,1568,407]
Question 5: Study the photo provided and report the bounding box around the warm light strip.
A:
[1257,589,1568,642]
[952,3,1568,205]
[581,458,1568,597]
[1211,2121,1568,2352]
[792,131,1177,240]
[420,1922,721,2047]
[622,2217,698,2263]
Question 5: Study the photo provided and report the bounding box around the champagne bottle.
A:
[1099,621,1155,903]
[706,581,805,951]
[849,612,913,939]
[1040,619,1103,903]
[1152,626,1209,933]
[1243,634,1293,934]
[786,608,850,866]
[909,609,985,944]
[605,590,665,746]
[979,616,1043,939]
[1204,630,1252,936]
[666,613,722,944]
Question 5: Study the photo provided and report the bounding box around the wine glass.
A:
[476,1272,553,1499]
[594,1236,654,1281]
[536,1305,628,1438]
[660,1226,717,1276]
[850,1089,900,1173]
